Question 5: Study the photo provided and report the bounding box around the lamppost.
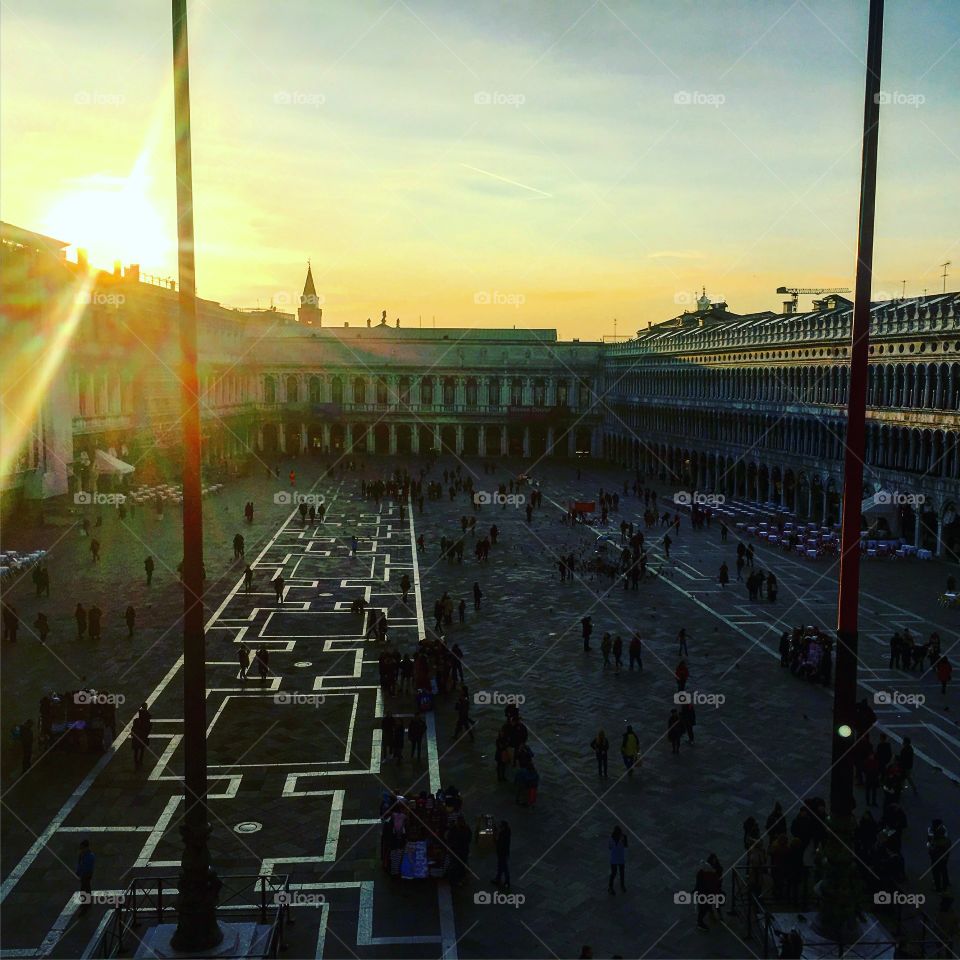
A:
[820,0,884,941]
[169,0,223,950]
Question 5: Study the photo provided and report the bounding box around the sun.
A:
[42,173,170,271]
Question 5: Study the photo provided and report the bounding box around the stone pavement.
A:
[1,457,957,959]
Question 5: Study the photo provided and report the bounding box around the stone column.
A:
[345,424,354,454]
[300,423,307,452]
[322,423,331,453]
[936,513,944,557]
[546,426,555,457]
[478,425,486,456]
[522,426,531,458]
[500,426,508,456]
[389,424,398,455]
[278,422,287,453]
[367,427,375,454]
[567,429,576,457]
[913,510,922,547]
[455,424,464,455]
[522,378,533,406]
[455,377,466,408]
[434,424,442,453]
[821,484,829,525]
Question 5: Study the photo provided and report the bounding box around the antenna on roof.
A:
[941,261,951,293]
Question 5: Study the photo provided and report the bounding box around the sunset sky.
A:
[2,0,958,339]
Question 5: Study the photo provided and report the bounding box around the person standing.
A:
[612,635,623,674]
[581,615,593,652]
[144,556,155,586]
[473,581,483,611]
[680,701,696,744]
[75,603,87,641]
[124,606,136,639]
[458,599,466,624]
[453,691,475,742]
[677,628,689,657]
[928,820,951,893]
[408,713,426,760]
[675,659,690,692]
[620,724,640,777]
[608,825,628,894]
[273,575,285,605]
[400,574,411,604]
[718,562,729,588]
[899,737,917,795]
[936,655,952,695]
[76,840,95,913]
[255,645,270,682]
[668,709,684,755]
[493,820,511,888]
[132,705,151,770]
[591,729,609,779]
[244,564,253,593]
[629,633,643,672]
[90,539,101,563]
[88,605,102,641]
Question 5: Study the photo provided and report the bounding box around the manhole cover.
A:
[234,822,262,834]
[294,661,313,668]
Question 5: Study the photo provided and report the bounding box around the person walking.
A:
[273,575,285,605]
[493,820,512,888]
[591,729,610,778]
[124,606,136,639]
[899,737,917,795]
[76,840,95,913]
[718,562,729,588]
[144,556,155,586]
[473,581,483,611]
[90,538,101,563]
[677,628,689,657]
[453,691,475,742]
[620,724,640,777]
[75,603,87,641]
[612,634,623,674]
[607,825,628,894]
[131,704,151,770]
[936,655,952,695]
[400,574,411,604]
[244,564,253,593]
[680,701,696,744]
[237,643,250,681]
[458,598,466,624]
[34,612,50,644]
[675,659,690,692]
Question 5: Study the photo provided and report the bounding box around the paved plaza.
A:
[1,459,958,959]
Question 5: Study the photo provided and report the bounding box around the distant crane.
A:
[776,285,851,315]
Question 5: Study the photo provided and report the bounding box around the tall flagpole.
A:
[817,0,884,940]
[170,0,223,950]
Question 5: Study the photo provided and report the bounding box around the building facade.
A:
[604,292,960,559]
[2,227,957,558]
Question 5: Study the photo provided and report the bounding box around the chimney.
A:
[367,317,371,328]
[113,260,122,277]
[344,322,349,328]
[126,263,140,282]
[77,249,89,270]
[395,317,399,328]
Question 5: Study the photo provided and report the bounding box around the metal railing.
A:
[98,874,288,958]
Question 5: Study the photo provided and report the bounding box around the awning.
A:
[93,449,135,476]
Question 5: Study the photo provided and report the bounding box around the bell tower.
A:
[298,261,322,325]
